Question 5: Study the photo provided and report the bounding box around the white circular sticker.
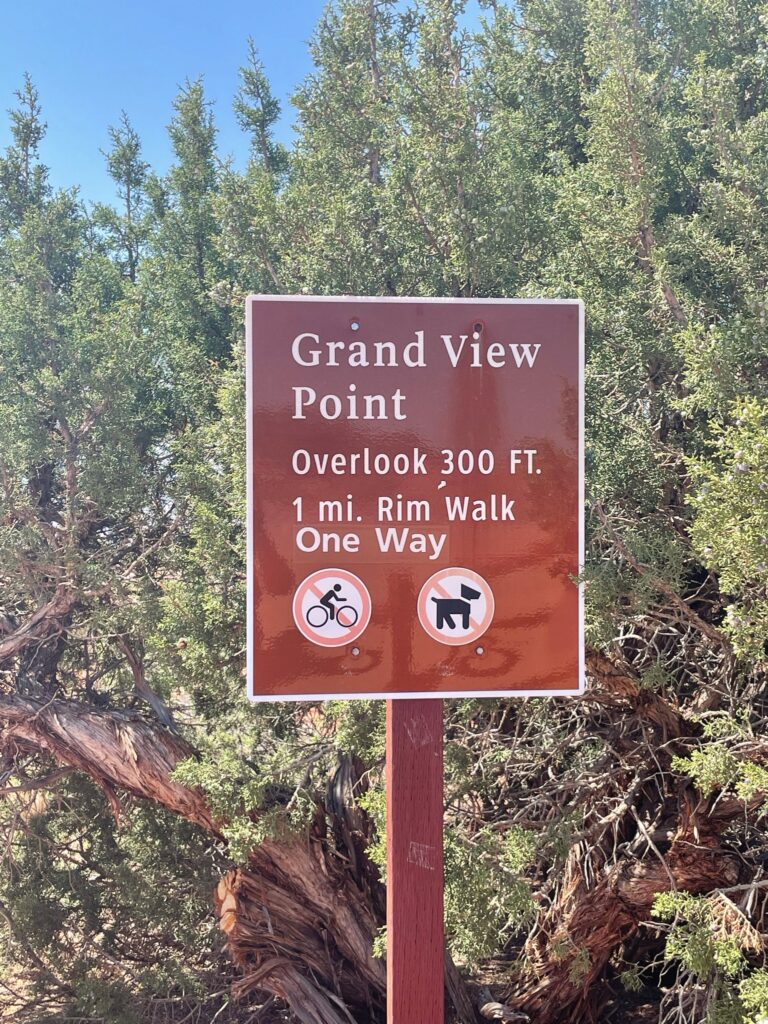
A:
[293,569,372,648]
[417,568,494,646]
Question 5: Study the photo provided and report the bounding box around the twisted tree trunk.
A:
[0,664,748,1024]
[0,693,386,1020]
[495,650,743,1022]
[508,819,740,1023]
[0,693,479,1023]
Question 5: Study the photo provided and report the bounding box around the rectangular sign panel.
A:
[247,296,583,700]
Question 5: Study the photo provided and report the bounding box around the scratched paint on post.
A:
[407,842,438,871]
[246,295,584,700]
[404,712,435,748]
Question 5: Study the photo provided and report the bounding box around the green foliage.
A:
[93,112,151,280]
[736,762,768,808]
[650,889,768,1024]
[358,786,387,875]
[740,970,768,1024]
[172,706,327,864]
[70,974,140,1024]
[689,399,768,659]
[444,827,536,967]
[671,744,742,795]
[235,38,289,176]
[619,964,645,993]
[359,784,537,965]
[4,0,768,1018]
[0,775,224,1022]
[329,700,386,760]
[652,892,745,980]
[372,925,388,960]
[501,826,539,875]
[568,947,592,986]
[0,75,48,230]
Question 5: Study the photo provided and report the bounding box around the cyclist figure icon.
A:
[306,584,359,630]
[320,583,343,622]
[294,569,371,647]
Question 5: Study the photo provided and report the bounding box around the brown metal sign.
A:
[247,296,583,700]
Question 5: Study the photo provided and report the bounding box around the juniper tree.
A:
[283,0,401,293]
[0,87,231,1023]
[0,74,48,232]
[93,112,150,282]
[217,42,288,293]
[3,2,768,1024]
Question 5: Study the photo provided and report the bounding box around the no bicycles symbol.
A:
[293,569,372,648]
[418,568,494,646]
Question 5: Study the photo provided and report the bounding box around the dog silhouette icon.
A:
[430,583,481,630]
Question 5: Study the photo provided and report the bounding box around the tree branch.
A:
[0,585,77,666]
[0,692,215,833]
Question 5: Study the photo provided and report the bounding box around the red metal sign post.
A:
[387,698,444,1023]
[246,295,584,1021]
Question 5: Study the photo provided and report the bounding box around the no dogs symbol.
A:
[293,569,371,648]
[418,568,494,646]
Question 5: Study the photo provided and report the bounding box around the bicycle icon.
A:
[305,582,360,631]
[293,570,371,648]
[306,602,359,629]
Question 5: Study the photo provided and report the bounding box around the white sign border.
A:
[246,295,585,703]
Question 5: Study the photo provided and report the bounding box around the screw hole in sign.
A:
[473,321,484,335]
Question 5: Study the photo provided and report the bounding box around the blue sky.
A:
[2,1,484,208]
[0,1,327,206]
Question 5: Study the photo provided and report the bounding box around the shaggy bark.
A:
[0,693,384,1018]
[0,693,478,1023]
[4,653,744,1024]
[496,652,743,1023]
[0,585,78,664]
[508,819,740,1023]
[218,861,385,1024]
[0,692,213,828]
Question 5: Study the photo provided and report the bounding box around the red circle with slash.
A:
[293,568,372,647]
[418,567,494,646]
